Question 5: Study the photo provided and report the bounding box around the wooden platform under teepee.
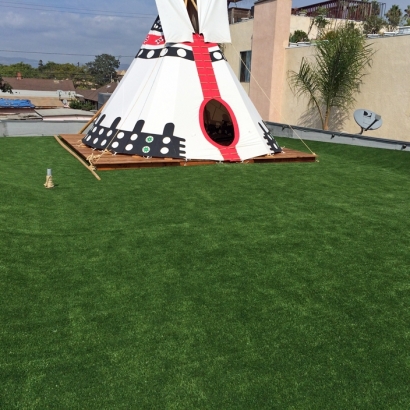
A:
[57,134,317,170]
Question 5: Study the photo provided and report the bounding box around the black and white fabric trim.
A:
[259,122,282,154]
[210,50,226,62]
[136,46,226,62]
[136,46,194,61]
[83,115,186,159]
[150,16,162,33]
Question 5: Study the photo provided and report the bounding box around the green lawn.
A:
[1,136,409,409]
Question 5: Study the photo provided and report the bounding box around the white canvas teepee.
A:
[83,0,281,162]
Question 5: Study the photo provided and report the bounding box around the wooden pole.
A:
[54,135,101,180]
[78,103,105,135]
[190,0,198,11]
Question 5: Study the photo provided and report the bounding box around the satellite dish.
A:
[354,109,382,135]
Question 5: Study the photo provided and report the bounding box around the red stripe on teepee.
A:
[143,34,165,46]
[190,35,220,100]
[189,34,240,162]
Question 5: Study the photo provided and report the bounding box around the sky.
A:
[0,0,158,67]
[0,0,408,68]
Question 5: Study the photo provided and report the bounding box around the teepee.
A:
[83,0,281,162]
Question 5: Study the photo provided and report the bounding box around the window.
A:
[239,51,252,83]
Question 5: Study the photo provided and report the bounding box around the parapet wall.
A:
[0,120,90,137]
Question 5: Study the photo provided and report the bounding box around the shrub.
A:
[69,99,94,111]
[290,30,309,43]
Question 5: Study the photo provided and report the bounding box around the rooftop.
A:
[0,98,34,109]
[0,95,64,108]
[76,83,119,102]
[2,77,76,92]
[35,108,94,117]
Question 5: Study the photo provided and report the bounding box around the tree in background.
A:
[288,24,374,130]
[39,61,89,87]
[308,7,330,38]
[370,0,381,16]
[85,54,120,87]
[0,62,38,78]
[404,5,410,25]
[385,4,402,30]
[0,56,121,89]
[0,76,12,93]
[363,15,387,34]
[361,0,387,34]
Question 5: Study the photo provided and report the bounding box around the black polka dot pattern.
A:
[135,46,226,62]
[210,50,227,62]
[83,115,186,159]
[136,45,194,61]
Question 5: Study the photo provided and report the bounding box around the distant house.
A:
[75,83,119,110]
[0,73,76,109]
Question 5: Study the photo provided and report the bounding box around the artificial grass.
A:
[0,136,409,409]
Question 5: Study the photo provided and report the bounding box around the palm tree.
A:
[371,0,381,16]
[288,25,374,131]
[385,4,402,29]
[404,5,410,25]
[363,15,387,34]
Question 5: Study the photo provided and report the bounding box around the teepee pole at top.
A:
[184,0,198,11]
[190,0,198,11]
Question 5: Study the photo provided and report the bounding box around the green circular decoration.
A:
[146,136,154,143]
[142,146,151,154]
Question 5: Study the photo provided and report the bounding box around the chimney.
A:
[16,72,22,80]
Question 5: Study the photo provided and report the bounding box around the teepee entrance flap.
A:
[155,0,194,43]
[155,0,231,44]
[198,0,231,43]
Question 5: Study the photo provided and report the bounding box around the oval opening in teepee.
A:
[203,99,235,146]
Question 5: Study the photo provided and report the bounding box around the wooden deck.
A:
[58,134,317,170]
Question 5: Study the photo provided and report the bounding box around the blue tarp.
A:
[0,98,35,108]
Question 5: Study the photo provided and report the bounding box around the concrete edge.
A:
[266,121,409,152]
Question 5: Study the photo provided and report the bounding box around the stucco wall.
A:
[290,15,317,39]
[289,16,360,40]
[249,0,292,121]
[227,7,410,142]
[224,19,254,94]
[282,35,410,141]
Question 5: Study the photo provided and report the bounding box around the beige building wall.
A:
[282,36,410,141]
[226,4,410,142]
[290,15,317,39]
[224,19,254,94]
[249,0,292,121]
[224,14,320,96]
